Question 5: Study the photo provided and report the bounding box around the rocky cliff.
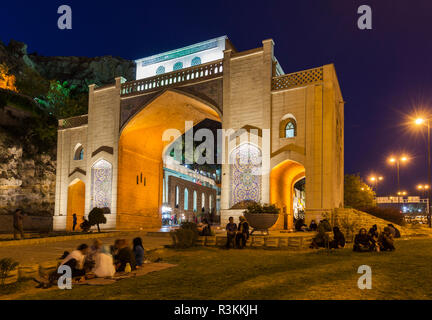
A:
[0,127,56,216]
[0,39,136,217]
[0,39,135,89]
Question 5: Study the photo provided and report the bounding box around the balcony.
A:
[121,59,223,97]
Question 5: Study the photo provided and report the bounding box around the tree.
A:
[0,258,19,286]
[88,207,107,232]
[344,174,376,209]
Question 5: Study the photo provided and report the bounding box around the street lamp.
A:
[414,117,431,227]
[369,175,384,195]
[388,155,408,193]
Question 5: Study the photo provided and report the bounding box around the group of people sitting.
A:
[353,224,400,252]
[225,216,250,249]
[295,218,318,232]
[35,237,146,288]
[309,219,400,252]
[310,218,346,249]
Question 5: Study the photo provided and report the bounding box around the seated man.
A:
[295,218,307,232]
[114,239,136,272]
[198,219,212,236]
[378,227,395,251]
[329,226,345,249]
[353,228,374,252]
[308,220,318,231]
[310,219,332,249]
[235,216,249,249]
[225,217,237,249]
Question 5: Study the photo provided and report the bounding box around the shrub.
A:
[88,207,107,232]
[243,203,280,214]
[360,206,404,226]
[0,258,19,286]
[171,222,199,248]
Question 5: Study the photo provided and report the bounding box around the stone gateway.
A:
[54,36,344,231]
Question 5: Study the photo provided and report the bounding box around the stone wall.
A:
[0,128,56,216]
[0,215,52,233]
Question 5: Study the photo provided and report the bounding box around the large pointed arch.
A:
[117,90,222,229]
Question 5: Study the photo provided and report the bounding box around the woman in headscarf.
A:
[329,226,346,249]
[353,228,373,252]
[93,245,116,278]
[235,216,249,249]
[133,237,145,267]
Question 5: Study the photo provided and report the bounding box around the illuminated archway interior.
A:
[117,91,221,229]
[270,160,305,230]
[66,179,85,231]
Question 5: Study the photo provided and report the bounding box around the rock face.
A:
[0,128,56,216]
[0,39,136,88]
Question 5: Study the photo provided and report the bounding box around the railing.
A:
[272,67,323,91]
[121,59,223,96]
[58,115,88,129]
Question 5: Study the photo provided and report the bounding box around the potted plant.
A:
[243,203,280,235]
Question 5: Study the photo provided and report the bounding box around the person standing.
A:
[72,213,77,231]
[13,208,25,240]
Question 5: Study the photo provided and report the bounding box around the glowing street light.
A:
[387,155,408,193]
[414,116,431,227]
[369,175,384,195]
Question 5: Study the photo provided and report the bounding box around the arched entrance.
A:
[117,90,221,229]
[270,160,305,230]
[66,179,85,231]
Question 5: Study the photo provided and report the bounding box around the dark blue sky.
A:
[1,0,432,196]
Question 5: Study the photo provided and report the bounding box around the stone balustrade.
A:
[121,60,223,97]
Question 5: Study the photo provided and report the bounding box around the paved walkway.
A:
[0,232,171,265]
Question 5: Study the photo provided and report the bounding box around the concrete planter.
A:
[245,213,279,234]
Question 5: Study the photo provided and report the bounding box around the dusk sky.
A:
[1,0,431,196]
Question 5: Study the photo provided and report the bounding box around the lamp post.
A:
[388,155,408,196]
[369,175,383,195]
[415,117,431,228]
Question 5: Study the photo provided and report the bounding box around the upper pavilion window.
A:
[74,145,84,160]
[173,62,183,71]
[191,57,201,66]
[156,66,165,75]
[279,117,297,138]
[285,121,295,138]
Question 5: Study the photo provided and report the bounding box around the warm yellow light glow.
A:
[389,157,396,163]
[415,118,425,125]
[418,185,424,190]
[379,176,383,180]
[401,156,408,162]
[361,187,365,191]
[369,177,376,182]
[0,63,18,92]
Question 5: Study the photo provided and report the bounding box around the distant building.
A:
[376,196,429,215]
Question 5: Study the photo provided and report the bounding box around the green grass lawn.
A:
[4,238,432,300]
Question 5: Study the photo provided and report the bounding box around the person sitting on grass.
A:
[329,226,346,249]
[92,245,116,278]
[378,227,395,251]
[235,216,249,249]
[114,239,136,272]
[387,224,401,238]
[61,243,89,279]
[353,228,374,252]
[133,237,145,267]
[225,217,237,249]
[310,219,332,249]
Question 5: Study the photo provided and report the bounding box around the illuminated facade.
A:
[54,36,344,231]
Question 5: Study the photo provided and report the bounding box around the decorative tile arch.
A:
[91,159,112,212]
[229,143,262,208]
